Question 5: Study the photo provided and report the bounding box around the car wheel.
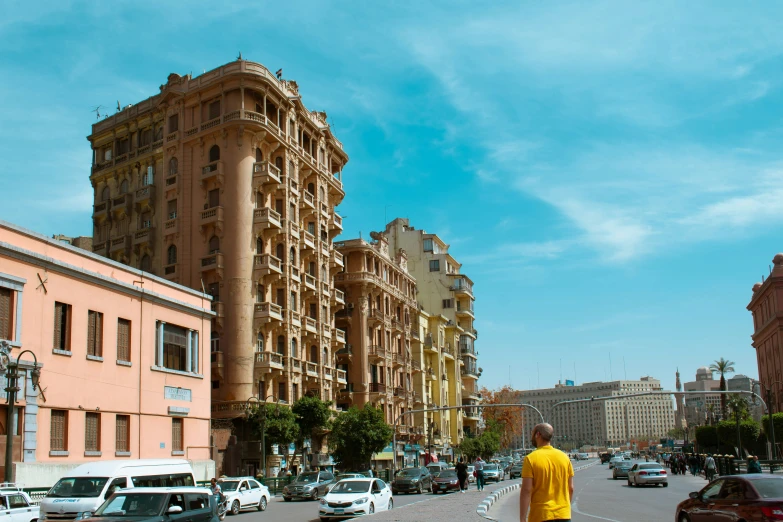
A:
[392,490,398,495]
[417,483,423,494]
[627,479,633,487]
[663,483,669,488]
[284,497,292,502]
[258,497,267,511]
[678,514,691,522]
[369,503,375,514]
[231,500,240,515]
[388,498,393,510]
[311,489,318,501]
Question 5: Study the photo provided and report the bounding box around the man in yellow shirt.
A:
[519,423,574,522]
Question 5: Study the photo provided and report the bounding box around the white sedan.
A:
[318,478,393,520]
[218,477,271,514]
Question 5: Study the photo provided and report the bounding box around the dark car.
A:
[282,471,336,501]
[509,464,523,479]
[391,467,432,494]
[84,488,217,522]
[431,470,461,494]
[612,461,633,480]
[600,453,612,464]
[676,474,783,522]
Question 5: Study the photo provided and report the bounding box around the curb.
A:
[476,460,599,520]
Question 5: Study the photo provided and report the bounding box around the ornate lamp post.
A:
[0,341,41,483]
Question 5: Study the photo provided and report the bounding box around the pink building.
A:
[0,220,215,486]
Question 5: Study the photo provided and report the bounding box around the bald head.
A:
[532,423,554,442]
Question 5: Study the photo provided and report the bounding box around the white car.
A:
[318,478,392,520]
[218,477,270,514]
[466,465,476,483]
[0,485,39,522]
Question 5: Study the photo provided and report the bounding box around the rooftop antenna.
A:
[91,105,106,120]
[623,356,627,380]
[609,352,613,381]
[116,101,121,112]
[237,51,243,60]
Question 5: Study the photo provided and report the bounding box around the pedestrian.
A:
[679,455,687,476]
[747,455,762,474]
[705,453,717,481]
[455,457,469,493]
[688,454,698,476]
[209,478,223,505]
[519,423,574,522]
[474,456,485,492]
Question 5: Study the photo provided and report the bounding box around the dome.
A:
[696,366,710,374]
[753,282,763,292]
[774,253,783,266]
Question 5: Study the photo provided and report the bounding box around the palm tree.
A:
[710,358,736,420]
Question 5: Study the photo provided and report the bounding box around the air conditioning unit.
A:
[347,303,354,311]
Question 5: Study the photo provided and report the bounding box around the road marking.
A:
[572,475,623,522]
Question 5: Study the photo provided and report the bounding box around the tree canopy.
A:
[292,395,333,470]
[329,404,393,470]
[710,358,736,419]
[247,403,299,454]
[479,386,523,450]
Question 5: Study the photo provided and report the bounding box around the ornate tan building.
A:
[87,60,349,473]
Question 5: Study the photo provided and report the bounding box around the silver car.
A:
[627,463,668,487]
[482,464,504,483]
[612,462,633,480]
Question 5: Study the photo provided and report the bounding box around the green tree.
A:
[247,403,299,466]
[726,394,750,422]
[460,435,482,461]
[717,419,761,454]
[695,425,719,448]
[761,412,783,445]
[709,358,736,420]
[292,395,333,471]
[330,405,392,470]
[668,427,687,440]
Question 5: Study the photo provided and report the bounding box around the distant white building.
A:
[728,374,763,422]
[683,367,721,426]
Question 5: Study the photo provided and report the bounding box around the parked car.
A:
[575,453,589,461]
[0,485,39,522]
[82,487,217,522]
[391,467,432,494]
[318,478,392,520]
[612,462,633,480]
[627,463,667,487]
[676,475,783,522]
[483,464,504,483]
[466,465,476,483]
[217,477,270,514]
[431,470,461,494]
[335,473,367,482]
[508,463,523,479]
[283,471,336,501]
[426,463,450,476]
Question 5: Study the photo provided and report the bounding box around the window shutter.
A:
[96,312,103,357]
[116,415,129,452]
[51,410,66,451]
[87,311,96,355]
[53,303,63,349]
[85,413,99,452]
[117,319,130,362]
[0,288,11,340]
[172,418,183,451]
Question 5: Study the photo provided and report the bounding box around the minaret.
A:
[674,368,687,430]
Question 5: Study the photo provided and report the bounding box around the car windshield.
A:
[437,471,458,478]
[398,469,420,477]
[295,472,319,483]
[329,481,371,494]
[219,481,240,491]
[484,464,498,470]
[49,477,109,498]
[94,493,166,517]
[752,479,783,498]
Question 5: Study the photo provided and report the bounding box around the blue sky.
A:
[1,1,778,393]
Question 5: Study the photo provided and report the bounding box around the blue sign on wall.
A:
[565,380,575,386]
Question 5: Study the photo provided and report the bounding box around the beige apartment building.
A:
[384,219,479,441]
[513,378,675,449]
[87,59,348,475]
[682,367,722,427]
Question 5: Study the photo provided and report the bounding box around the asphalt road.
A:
[492,460,708,522]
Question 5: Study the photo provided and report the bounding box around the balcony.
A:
[410,323,420,340]
[164,218,178,237]
[321,323,332,339]
[323,365,334,380]
[200,206,224,230]
[303,273,318,293]
[254,302,284,324]
[331,250,344,268]
[320,202,329,219]
[336,345,352,362]
[393,387,405,399]
[287,309,301,328]
[368,309,384,324]
[443,343,455,359]
[319,240,330,258]
[424,334,437,353]
[368,345,387,361]
[253,161,282,188]
[200,252,224,274]
[411,359,422,372]
[284,219,300,240]
[253,254,283,279]
[94,201,109,221]
[163,264,177,279]
[320,281,330,298]
[392,354,404,368]
[135,186,155,210]
[288,265,301,284]
[133,227,155,247]
[333,289,345,305]
[304,317,318,335]
[331,213,343,231]
[451,278,474,298]
[212,301,225,327]
[255,351,285,372]
[301,231,316,250]
[336,370,347,384]
[413,392,423,405]
[369,383,386,394]
[460,342,477,358]
[306,361,319,377]
[111,193,133,216]
[301,191,315,210]
[463,406,480,421]
[165,174,178,190]
[92,241,108,255]
[253,207,282,233]
[288,177,300,197]
[201,160,223,185]
[211,351,223,379]
[456,303,475,320]
[463,363,479,379]
[286,357,303,374]
[109,235,131,254]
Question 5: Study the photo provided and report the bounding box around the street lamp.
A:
[0,341,40,483]
[245,395,286,478]
[754,381,783,460]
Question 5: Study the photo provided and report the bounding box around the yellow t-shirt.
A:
[521,445,574,522]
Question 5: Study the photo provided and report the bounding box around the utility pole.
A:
[768,388,777,460]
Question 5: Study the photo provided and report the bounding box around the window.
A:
[168,114,179,133]
[209,144,220,162]
[172,418,183,453]
[161,324,187,372]
[169,157,178,176]
[119,179,128,194]
[423,239,433,252]
[429,260,440,272]
[208,101,221,121]
[256,238,263,255]
[143,166,154,186]
[292,383,298,402]
[117,138,129,155]
[167,245,177,265]
[208,236,220,254]
[117,319,131,363]
[256,332,264,352]
[276,335,285,355]
[211,331,220,353]
[85,412,100,453]
[256,148,263,162]
[53,302,71,352]
[101,186,110,202]
[51,410,68,452]
[87,310,104,358]
[278,382,287,402]
[7,495,28,509]
[140,255,151,272]
[0,288,13,342]
[208,188,220,208]
[291,338,297,359]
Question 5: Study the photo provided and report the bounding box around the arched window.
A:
[256,238,264,255]
[256,148,263,163]
[119,179,128,194]
[289,247,296,264]
[275,156,283,170]
[321,264,327,282]
[256,332,264,352]
[323,347,328,365]
[291,338,298,359]
[276,243,284,260]
[307,182,315,195]
[288,161,295,177]
[277,335,285,355]
[167,245,177,265]
[101,186,110,202]
[209,145,220,162]
[310,345,318,363]
[208,236,220,254]
[319,187,325,201]
[255,191,264,209]
[396,306,401,321]
[169,157,178,176]
[140,255,151,272]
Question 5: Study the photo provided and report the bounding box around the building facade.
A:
[86,60,349,474]
[682,367,721,427]
[384,219,478,441]
[516,378,675,448]
[0,220,214,486]
[748,254,783,414]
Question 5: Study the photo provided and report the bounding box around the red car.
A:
[431,470,461,494]
[676,474,783,521]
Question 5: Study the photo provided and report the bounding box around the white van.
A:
[40,460,196,521]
